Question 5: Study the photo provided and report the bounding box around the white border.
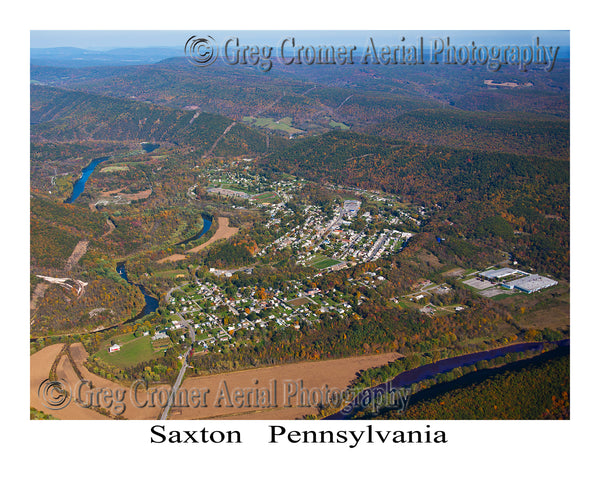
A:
[5,0,597,477]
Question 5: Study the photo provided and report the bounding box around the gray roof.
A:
[503,274,557,292]
[480,268,518,279]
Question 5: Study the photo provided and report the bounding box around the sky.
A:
[31,30,569,50]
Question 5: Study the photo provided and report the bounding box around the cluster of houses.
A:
[167,282,295,349]
[163,276,364,351]
[204,168,302,208]
[260,198,415,269]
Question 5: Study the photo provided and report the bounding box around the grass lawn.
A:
[210,182,249,193]
[490,292,521,300]
[96,335,161,368]
[462,268,479,276]
[396,299,414,309]
[153,269,188,279]
[312,258,341,269]
[288,297,311,307]
[243,116,303,135]
[340,193,359,200]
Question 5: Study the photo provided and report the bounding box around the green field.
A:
[288,297,311,307]
[306,253,341,270]
[242,116,303,135]
[210,181,250,193]
[462,269,479,276]
[100,164,130,173]
[490,292,522,300]
[96,333,164,368]
[253,191,279,203]
[153,269,188,279]
[395,299,414,309]
[312,258,341,269]
[329,120,350,130]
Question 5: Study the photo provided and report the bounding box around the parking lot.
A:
[463,277,494,290]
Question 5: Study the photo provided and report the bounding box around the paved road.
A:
[159,317,195,420]
[165,284,188,303]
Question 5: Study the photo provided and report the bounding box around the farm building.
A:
[108,344,121,353]
[502,275,558,293]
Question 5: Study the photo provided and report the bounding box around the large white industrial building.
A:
[477,268,558,294]
[502,274,558,293]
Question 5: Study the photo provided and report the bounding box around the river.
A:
[64,144,160,203]
[65,156,109,203]
[175,215,213,245]
[325,338,570,420]
[116,263,159,319]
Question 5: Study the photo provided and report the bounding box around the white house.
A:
[108,344,121,353]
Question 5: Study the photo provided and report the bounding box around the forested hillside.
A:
[31,58,570,132]
[364,108,569,160]
[262,131,569,279]
[376,348,569,420]
[31,85,268,156]
[30,48,569,396]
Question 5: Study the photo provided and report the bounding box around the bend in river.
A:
[176,214,213,246]
[116,263,159,320]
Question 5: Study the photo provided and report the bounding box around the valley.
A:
[30,47,569,421]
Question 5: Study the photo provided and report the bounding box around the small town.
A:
[96,164,563,358]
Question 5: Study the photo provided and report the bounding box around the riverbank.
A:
[325,339,570,419]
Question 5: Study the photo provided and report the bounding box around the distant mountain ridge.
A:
[31,46,182,67]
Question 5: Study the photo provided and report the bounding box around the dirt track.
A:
[64,240,89,271]
[157,254,187,264]
[101,218,116,238]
